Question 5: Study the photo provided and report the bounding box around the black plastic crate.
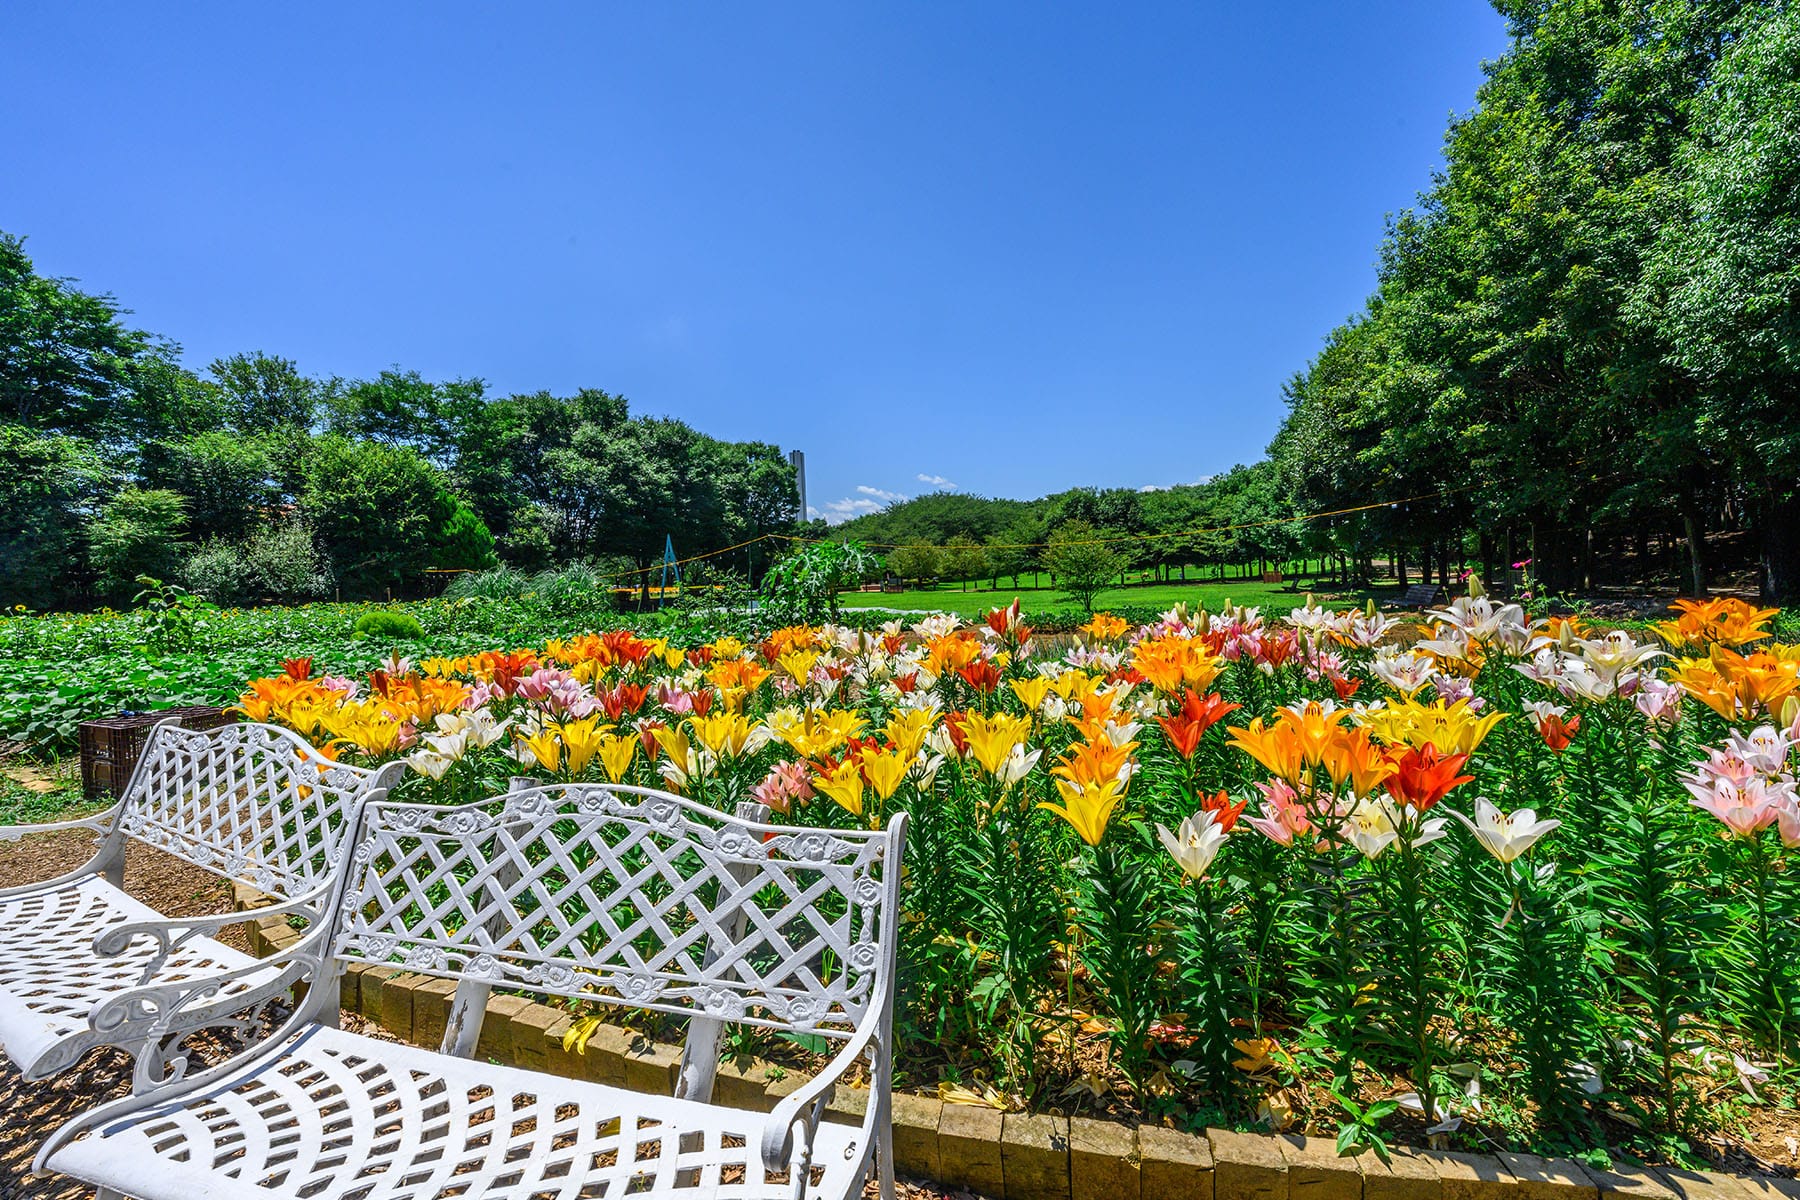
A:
[79,706,237,801]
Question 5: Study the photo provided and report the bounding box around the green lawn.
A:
[836,578,1387,619]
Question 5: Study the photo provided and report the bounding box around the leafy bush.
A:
[441,565,530,602]
[302,436,497,598]
[183,523,332,606]
[526,561,616,618]
[761,540,878,624]
[353,610,426,641]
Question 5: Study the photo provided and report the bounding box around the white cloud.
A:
[812,497,881,525]
[916,473,958,490]
[857,485,909,503]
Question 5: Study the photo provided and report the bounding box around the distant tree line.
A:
[836,465,1307,592]
[0,232,800,609]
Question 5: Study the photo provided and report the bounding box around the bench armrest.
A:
[0,806,124,900]
[758,1013,883,1173]
[0,806,119,842]
[93,884,330,983]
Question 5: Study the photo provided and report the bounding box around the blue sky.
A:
[3,3,1507,523]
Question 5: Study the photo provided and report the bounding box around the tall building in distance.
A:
[789,449,807,522]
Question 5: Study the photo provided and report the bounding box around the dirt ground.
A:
[0,832,972,1200]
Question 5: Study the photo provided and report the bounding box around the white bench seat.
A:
[48,1023,867,1200]
[0,876,268,1078]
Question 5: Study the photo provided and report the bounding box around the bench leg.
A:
[97,1187,128,1200]
[874,1091,895,1200]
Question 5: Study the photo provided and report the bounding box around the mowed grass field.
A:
[835,578,1388,618]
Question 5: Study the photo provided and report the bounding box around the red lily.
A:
[959,661,1002,695]
[1383,745,1474,811]
[282,657,313,681]
[1538,713,1581,753]
[1198,788,1248,832]
[943,711,971,756]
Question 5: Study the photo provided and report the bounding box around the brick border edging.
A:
[235,885,1776,1200]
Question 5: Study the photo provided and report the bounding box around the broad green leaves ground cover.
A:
[0,598,628,749]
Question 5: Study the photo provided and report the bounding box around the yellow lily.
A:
[1039,776,1126,846]
[596,732,638,783]
[962,712,1034,776]
[519,725,563,773]
[777,649,821,685]
[1357,698,1505,756]
[1009,677,1052,714]
[884,709,938,761]
[766,706,867,758]
[559,717,609,777]
[862,746,911,801]
[652,724,692,766]
[813,759,865,819]
[689,711,762,759]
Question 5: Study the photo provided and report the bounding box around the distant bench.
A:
[1393,583,1444,609]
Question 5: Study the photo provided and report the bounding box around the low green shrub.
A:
[353,610,426,641]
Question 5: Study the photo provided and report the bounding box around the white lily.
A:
[1372,649,1437,696]
[993,745,1043,788]
[1344,796,1402,860]
[1156,808,1230,880]
[406,749,456,781]
[1451,796,1560,863]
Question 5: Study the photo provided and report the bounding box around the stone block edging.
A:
[232,884,1785,1200]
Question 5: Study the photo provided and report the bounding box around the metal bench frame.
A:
[38,782,909,1200]
[0,719,402,1079]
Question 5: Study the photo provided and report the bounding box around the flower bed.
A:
[237,594,1800,1166]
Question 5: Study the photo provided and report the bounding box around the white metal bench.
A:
[37,782,909,1200]
[0,719,403,1080]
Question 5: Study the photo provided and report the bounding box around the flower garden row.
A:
[237,594,1800,1159]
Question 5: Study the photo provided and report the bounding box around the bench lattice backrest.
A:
[334,784,900,1036]
[116,721,392,901]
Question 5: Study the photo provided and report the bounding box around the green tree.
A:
[209,352,321,433]
[942,534,988,592]
[985,532,1031,590]
[301,436,496,598]
[0,426,106,608]
[1641,7,1800,600]
[888,539,941,588]
[0,232,157,440]
[1043,520,1127,613]
[88,488,188,599]
[326,368,481,465]
[138,430,278,542]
